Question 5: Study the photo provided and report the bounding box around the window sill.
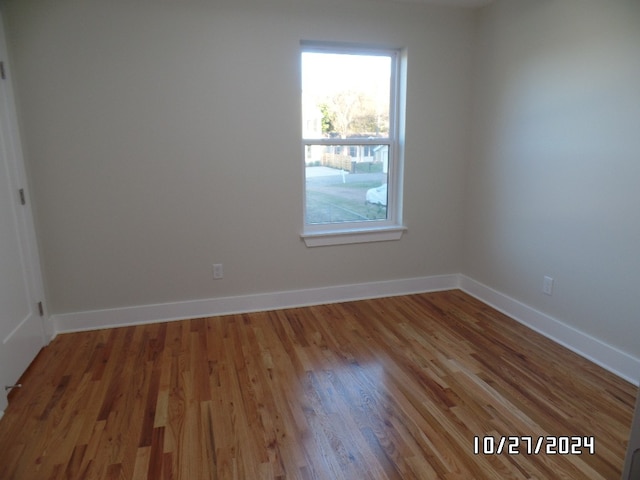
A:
[301,225,407,247]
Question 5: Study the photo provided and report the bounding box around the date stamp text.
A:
[473,436,595,455]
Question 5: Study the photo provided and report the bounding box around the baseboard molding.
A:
[52,274,459,335]
[458,275,640,386]
[51,273,639,386]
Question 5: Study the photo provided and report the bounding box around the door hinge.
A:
[38,301,44,317]
[19,188,26,205]
[0,61,5,80]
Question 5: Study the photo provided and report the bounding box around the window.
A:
[300,42,406,247]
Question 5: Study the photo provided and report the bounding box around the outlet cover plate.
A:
[213,264,223,279]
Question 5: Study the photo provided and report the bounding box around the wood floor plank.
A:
[0,290,636,479]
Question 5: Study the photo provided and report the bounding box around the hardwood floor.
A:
[0,290,636,479]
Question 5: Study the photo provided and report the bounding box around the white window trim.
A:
[300,42,407,247]
[301,225,407,247]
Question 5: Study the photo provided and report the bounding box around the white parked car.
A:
[365,184,387,206]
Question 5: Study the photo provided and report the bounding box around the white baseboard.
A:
[51,273,639,386]
[52,274,459,334]
[458,275,640,386]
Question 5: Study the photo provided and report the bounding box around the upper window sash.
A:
[301,43,400,142]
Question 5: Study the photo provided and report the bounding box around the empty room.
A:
[0,0,638,478]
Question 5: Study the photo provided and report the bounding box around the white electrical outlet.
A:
[213,263,223,279]
[543,276,554,295]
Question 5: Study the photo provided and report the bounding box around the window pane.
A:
[305,145,389,224]
[302,52,391,139]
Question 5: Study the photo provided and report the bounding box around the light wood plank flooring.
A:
[0,290,636,479]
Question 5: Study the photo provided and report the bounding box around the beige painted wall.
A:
[2,0,473,314]
[5,0,638,361]
[464,0,640,357]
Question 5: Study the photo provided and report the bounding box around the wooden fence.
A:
[321,153,353,172]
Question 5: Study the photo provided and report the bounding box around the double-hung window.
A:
[300,42,406,247]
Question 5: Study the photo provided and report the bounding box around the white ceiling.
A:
[391,0,494,6]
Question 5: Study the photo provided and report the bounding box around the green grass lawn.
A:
[305,188,387,224]
[305,165,387,224]
[353,162,384,174]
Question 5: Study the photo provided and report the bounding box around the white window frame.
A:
[300,42,407,247]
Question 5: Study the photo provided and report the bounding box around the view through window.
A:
[302,45,399,229]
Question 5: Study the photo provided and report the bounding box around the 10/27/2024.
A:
[474,435,595,455]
